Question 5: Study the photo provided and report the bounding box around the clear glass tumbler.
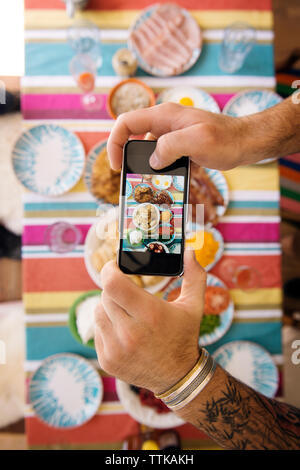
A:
[67,19,102,69]
[70,52,102,111]
[219,22,256,74]
[44,222,81,253]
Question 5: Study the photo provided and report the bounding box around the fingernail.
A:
[150,151,160,169]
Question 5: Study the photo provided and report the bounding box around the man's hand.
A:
[107,102,248,171]
[94,250,206,394]
[107,97,300,172]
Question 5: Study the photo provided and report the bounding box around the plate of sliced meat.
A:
[128,3,202,77]
[189,164,229,226]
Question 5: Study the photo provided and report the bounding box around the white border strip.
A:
[21,75,276,89]
[235,309,282,320]
[25,313,69,323]
[229,190,279,201]
[24,28,274,42]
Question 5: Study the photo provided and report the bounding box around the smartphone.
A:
[118,140,190,277]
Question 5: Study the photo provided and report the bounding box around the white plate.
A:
[213,341,279,397]
[12,124,85,196]
[132,202,160,231]
[116,380,184,429]
[29,353,102,428]
[157,87,220,113]
[84,207,170,294]
[128,4,202,77]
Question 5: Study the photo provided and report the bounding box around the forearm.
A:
[241,95,300,165]
[174,363,300,450]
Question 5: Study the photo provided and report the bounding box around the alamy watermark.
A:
[0,340,6,365]
[291,339,300,365]
[0,80,6,104]
[291,80,300,104]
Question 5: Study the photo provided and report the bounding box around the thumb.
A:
[149,127,191,169]
[175,249,207,313]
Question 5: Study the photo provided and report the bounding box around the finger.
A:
[94,301,113,333]
[101,290,130,325]
[149,124,203,169]
[175,250,207,313]
[107,103,181,170]
[101,260,160,318]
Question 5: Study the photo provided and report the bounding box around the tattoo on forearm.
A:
[196,375,300,450]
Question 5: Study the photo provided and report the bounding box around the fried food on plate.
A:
[189,163,224,225]
[91,146,121,204]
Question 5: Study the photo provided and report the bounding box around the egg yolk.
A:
[155,179,160,185]
[179,96,194,107]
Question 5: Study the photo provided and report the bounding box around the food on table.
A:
[204,286,231,315]
[158,86,220,112]
[130,385,170,414]
[161,209,173,223]
[108,79,155,118]
[133,203,159,231]
[159,224,174,241]
[189,163,224,224]
[77,71,95,92]
[153,190,173,206]
[151,174,172,189]
[200,314,221,336]
[134,184,154,203]
[128,229,143,246]
[76,295,100,343]
[91,146,121,204]
[235,265,261,290]
[112,48,138,77]
[129,3,202,76]
[186,230,219,268]
[146,242,167,253]
[92,220,162,288]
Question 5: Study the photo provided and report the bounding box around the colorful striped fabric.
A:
[23,0,282,450]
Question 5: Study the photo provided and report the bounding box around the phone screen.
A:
[118,140,189,277]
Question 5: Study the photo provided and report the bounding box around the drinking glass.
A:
[219,22,256,73]
[70,53,102,111]
[67,19,102,69]
[44,222,81,253]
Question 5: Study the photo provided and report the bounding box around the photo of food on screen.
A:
[122,173,184,254]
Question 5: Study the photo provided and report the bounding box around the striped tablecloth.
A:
[23,0,283,450]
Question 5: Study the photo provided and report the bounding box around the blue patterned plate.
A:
[29,353,103,428]
[173,175,185,192]
[223,90,282,117]
[157,87,220,113]
[163,274,233,346]
[126,180,133,198]
[213,341,279,397]
[128,4,202,77]
[12,125,85,196]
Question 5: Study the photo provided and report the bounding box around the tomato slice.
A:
[204,286,230,315]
